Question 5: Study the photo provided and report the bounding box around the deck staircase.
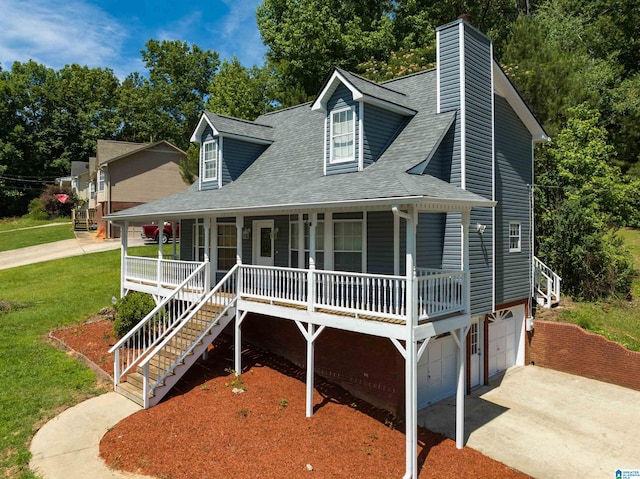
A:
[111,264,238,408]
[533,256,561,309]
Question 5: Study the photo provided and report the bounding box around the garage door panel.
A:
[418,335,457,408]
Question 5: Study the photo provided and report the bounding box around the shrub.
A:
[38,184,76,218]
[25,198,49,220]
[114,292,156,338]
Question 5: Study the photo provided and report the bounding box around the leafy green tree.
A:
[257,0,395,103]
[207,56,272,120]
[179,144,200,185]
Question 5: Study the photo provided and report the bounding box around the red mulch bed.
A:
[51,319,530,479]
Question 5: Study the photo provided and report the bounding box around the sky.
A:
[0,0,267,79]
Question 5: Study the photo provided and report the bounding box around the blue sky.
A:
[0,0,267,79]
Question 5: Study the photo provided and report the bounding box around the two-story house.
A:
[106,19,556,479]
[90,139,188,238]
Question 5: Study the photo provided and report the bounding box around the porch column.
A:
[157,218,164,294]
[204,218,211,292]
[171,221,177,259]
[307,213,317,311]
[120,221,128,298]
[324,212,334,271]
[235,215,244,377]
[455,327,467,449]
[210,217,218,286]
[461,210,471,313]
[297,214,304,268]
[394,213,400,276]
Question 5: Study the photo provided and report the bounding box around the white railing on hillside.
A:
[139,265,239,408]
[124,256,204,290]
[417,270,466,319]
[239,265,467,322]
[533,256,561,308]
[109,261,210,386]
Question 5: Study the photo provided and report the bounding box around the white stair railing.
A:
[139,264,239,407]
[533,256,561,308]
[109,261,209,386]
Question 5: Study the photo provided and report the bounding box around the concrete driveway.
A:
[419,366,640,478]
[0,231,145,270]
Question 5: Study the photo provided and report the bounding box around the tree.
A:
[136,40,219,149]
[257,0,395,103]
[207,57,272,121]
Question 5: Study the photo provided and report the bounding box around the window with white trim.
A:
[330,107,355,163]
[89,182,95,200]
[509,222,521,252]
[290,215,324,269]
[217,223,237,270]
[97,170,105,192]
[334,220,363,272]
[201,140,218,182]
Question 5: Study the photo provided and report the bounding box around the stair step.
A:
[117,382,145,407]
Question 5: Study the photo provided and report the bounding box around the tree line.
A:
[1,0,638,299]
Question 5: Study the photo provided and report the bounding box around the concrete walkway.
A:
[30,393,150,479]
[419,366,640,479]
[0,231,144,270]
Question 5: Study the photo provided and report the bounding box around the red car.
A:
[141,222,180,244]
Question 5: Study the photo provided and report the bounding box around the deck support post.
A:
[452,326,469,449]
[305,322,316,417]
[120,221,128,298]
[393,204,418,479]
[234,311,248,375]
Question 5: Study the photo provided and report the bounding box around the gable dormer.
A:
[191,112,273,191]
[312,69,416,176]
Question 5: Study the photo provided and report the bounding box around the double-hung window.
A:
[217,224,237,270]
[202,140,218,182]
[290,215,324,269]
[509,222,521,253]
[334,220,363,272]
[330,107,355,163]
[97,170,105,192]
[89,182,95,200]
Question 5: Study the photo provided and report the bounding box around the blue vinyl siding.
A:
[241,215,289,267]
[221,138,266,186]
[326,85,359,175]
[180,219,195,261]
[200,126,218,191]
[495,95,532,305]
[437,20,494,315]
[362,104,407,167]
[367,211,394,275]
[417,213,445,270]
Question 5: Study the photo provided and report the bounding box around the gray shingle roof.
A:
[70,161,89,177]
[203,112,274,143]
[107,69,493,222]
[335,69,415,112]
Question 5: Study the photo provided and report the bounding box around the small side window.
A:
[330,107,355,163]
[509,222,521,253]
[201,140,218,182]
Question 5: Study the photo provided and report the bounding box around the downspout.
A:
[392,205,418,479]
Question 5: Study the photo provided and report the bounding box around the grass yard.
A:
[0,217,71,233]
[0,224,75,252]
[551,228,640,352]
[0,250,122,478]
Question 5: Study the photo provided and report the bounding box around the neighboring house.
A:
[91,139,188,238]
[106,19,559,478]
[70,161,90,203]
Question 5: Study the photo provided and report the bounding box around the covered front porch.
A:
[112,201,480,479]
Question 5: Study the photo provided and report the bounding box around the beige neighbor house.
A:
[91,140,189,238]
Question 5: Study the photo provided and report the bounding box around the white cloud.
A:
[0,0,132,76]
[156,11,203,42]
[207,0,266,67]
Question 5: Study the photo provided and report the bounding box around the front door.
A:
[253,220,275,266]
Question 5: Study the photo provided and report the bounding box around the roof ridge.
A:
[260,101,313,117]
[206,111,273,129]
[381,68,436,85]
[337,68,408,97]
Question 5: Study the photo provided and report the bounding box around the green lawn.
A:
[554,227,640,352]
[0,250,121,478]
[0,224,75,252]
[0,217,71,233]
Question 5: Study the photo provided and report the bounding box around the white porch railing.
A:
[416,270,466,319]
[109,261,209,386]
[239,265,466,322]
[533,256,561,308]
[124,256,205,290]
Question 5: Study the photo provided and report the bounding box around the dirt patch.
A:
[54,319,530,479]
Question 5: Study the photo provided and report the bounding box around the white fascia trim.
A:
[190,114,219,143]
[490,40,496,313]
[493,62,550,142]
[358,101,364,170]
[311,70,361,112]
[323,116,328,175]
[436,29,441,114]
[459,21,467,190]
[106,196,496,223]
[218,136,223,188]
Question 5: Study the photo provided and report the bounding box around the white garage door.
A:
[488,305,524,377]
[417,334,457,408]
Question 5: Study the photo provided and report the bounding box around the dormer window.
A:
[330,107,355,163]
[202,140,218,182]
